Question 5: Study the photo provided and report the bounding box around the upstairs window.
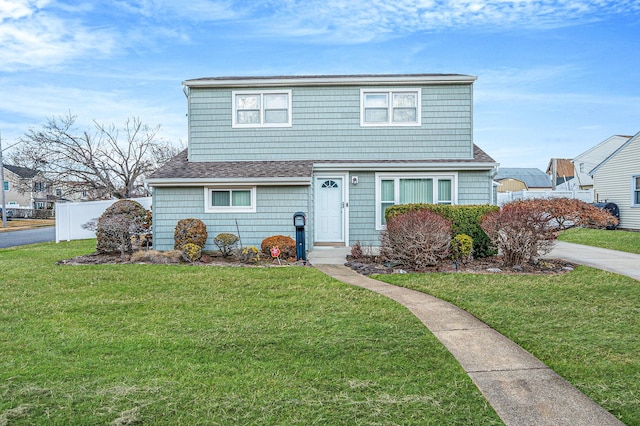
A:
[3,181,8,191]
[232,90,292,128]
[361,89,421,126]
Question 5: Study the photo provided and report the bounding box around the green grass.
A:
[377,268,640,425]
[558,228,640,254]
[0,240,500,425]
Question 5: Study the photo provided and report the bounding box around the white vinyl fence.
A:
[497,190,593,206]
[55,198,152,243]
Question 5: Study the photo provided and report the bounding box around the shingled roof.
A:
[148,145,495,183]
[148,150,314,180]
[4,165,38,178]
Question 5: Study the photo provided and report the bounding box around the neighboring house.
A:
[546,158,574,189]
[494,168,551,193]
[590,131,640,230]
[147,74,498,251]
[2,165,53,208]
[572,135,632,190]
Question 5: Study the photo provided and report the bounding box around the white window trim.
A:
[204,186,257,213]
[375,172,458,230]
[632,175,640,207]
[360,88,422,127]
[232,90,292,128]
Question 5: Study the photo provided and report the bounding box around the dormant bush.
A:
[213,233,240,257]
[96,200,148,256]
[261,235,296,260]
[380,209,452,271]
[174,218,208,250]
[480,198,618,267]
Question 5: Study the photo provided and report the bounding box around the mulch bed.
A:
[57,251,306,267]
[58,249,576,276]
[345,255,577,276]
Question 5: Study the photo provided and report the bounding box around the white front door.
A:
[315,177,344,243]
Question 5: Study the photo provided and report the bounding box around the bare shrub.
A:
[380,209,452,271]
[481,198,619,267]
[96,200,149,256]
[540,197,618,229]
[481,199,557,266]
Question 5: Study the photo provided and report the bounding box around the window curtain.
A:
[438,180,452,203]
[232,190,251,207]
[212,191,230,206]
[380,180,395,225]
[399,179,432,204]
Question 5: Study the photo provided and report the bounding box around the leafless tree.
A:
[9,113,182,199]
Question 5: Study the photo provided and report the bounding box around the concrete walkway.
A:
[547,241,640,281]
[309,244,628,426]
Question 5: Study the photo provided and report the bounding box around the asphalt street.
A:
[0,227,56,249]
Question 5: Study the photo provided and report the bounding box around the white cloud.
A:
[0,0,117,72]
[234,0,640,43]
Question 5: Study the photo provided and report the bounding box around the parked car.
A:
[0,208,14,220]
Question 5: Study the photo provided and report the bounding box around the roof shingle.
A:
[148,145,496,181]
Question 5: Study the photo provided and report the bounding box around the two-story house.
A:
[147,74,498,251]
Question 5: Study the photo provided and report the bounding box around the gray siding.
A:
[348,172,379,246]
[153,186,311,251]
[188,84,473,162]
[593,136,640,230]
[458,170,494,204]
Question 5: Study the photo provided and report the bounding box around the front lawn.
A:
[377,268,640,425]
[0,240,500,425]
[558,228,640,254]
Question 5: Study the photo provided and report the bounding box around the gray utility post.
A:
[0,131,6,228]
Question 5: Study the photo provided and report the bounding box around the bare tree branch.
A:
[9,113,182,199]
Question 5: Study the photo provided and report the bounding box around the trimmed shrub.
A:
[261,235,296,260]
[96,199,148,255]
[480,199,556,266]
[238,246,261,264]
[451,233,473,264]
[385,204,499,257]
[181,242,203,262]
[213,233,240,257]
[380,209,452,271]
[481,198,619,267]
[174,218,208,250]
[539,197,618,229]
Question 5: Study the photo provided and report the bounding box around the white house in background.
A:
[572,135,632,190]
[590,131,640,230]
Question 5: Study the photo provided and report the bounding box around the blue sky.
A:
[1,0,639,169]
